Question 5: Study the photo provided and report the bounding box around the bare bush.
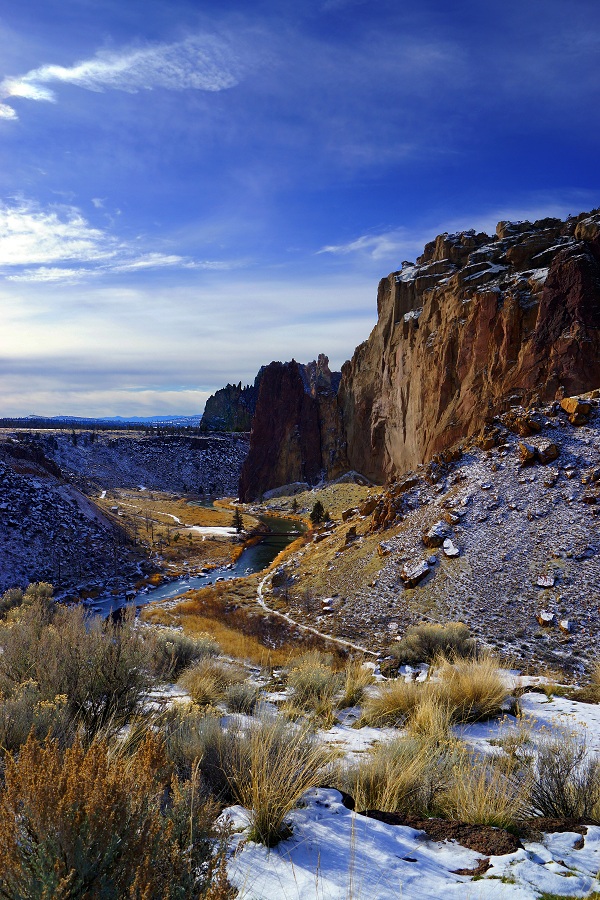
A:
[529,733,600,821]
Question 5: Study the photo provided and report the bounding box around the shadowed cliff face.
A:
[200,370,263,432]
[238,355,347,501]
[338,210,600,483]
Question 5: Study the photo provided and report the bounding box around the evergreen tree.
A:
[232,507,244,533]
[310,500,325,525]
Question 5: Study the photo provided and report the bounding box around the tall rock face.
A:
[239,355,346,501]
[339,210,600,482]
[200,370,263,432]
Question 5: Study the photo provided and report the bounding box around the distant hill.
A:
[0,414,203,429]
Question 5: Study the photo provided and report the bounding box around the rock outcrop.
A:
[200,371,263,432]
[339,209,600,482]
[239,355,347,500]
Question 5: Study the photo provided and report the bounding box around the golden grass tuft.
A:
[360,678,424,727]
[338,660,374,709]
[224,714,333,846]
[435,655,509,723]
[438,753,530,829]
[340,735,457,817]
[178,658,246,706]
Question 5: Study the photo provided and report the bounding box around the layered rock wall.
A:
[339,210,600,482]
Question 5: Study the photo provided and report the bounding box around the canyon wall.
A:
[339,210,600,482]
[238,209,600,498]
[200,370,263,432]
[238,355,347,500]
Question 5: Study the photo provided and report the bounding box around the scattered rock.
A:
[443,538,460,558]
[358,497,378,516]
[536,574,555,588]
[537,610,556,627]
[561,397,592,417]
[400,560,430,587]
[422,521,450,548]
[536,440,560,464]
[519,442,537,466]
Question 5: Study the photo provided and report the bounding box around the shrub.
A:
[389,622,476,665]
[0,681,73,755]
[0,589,23,619]
[529,733,600,821]
[0,732,228,899]
[146,628,220,678]
[436,655,509,724]
[287,652,341,710]
[225,682,260,714]
[341,735,457,816]
[163,708,233,795]
[223,714,332,846]
[439,753,530,830]
[178,658,246,706]
[0,603,151,737]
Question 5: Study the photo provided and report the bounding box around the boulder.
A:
[536,610,556,627]
[358,497,378,516]
[400,560,430,588]
[422,521,450,548]
[443,510,461,525]
[536,440,560,464]
[443,538,460,558]
[561,397,592,417]
[518,442,537,466]
[341,507,357,521]
[559,619,573,634]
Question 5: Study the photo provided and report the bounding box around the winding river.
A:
[88,514,305,617]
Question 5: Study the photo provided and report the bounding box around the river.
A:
[86,514,304,617]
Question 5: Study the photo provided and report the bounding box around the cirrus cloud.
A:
[0,33,248,120]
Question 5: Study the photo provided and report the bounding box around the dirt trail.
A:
[256,572,377,656]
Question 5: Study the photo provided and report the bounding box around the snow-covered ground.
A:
[226,789,600,899]
[221,688,600,899]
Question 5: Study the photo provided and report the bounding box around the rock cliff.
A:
[238,355,346,500]
[200,371,263,432]
[339,209,600,482]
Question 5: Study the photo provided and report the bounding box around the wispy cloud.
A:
[0,34,246,120]
[318,228,426,261]
[0,199,237,281]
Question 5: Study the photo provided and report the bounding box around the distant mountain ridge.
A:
[2,414,203,427]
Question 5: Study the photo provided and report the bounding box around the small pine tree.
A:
[291,497,298,513]
[310,501,325,525]
[232,507,244,533]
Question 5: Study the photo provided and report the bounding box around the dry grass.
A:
[361,678,424,727]
[340,735,457,817]
[223,714,333,846]
[338,660,374,709]
[362,656,508,732]
[178,658,246,706]
[439,753,530,829]
[143,578,336,667]
[435,655,509,723]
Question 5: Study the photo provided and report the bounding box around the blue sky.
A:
[0,0,598,416]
